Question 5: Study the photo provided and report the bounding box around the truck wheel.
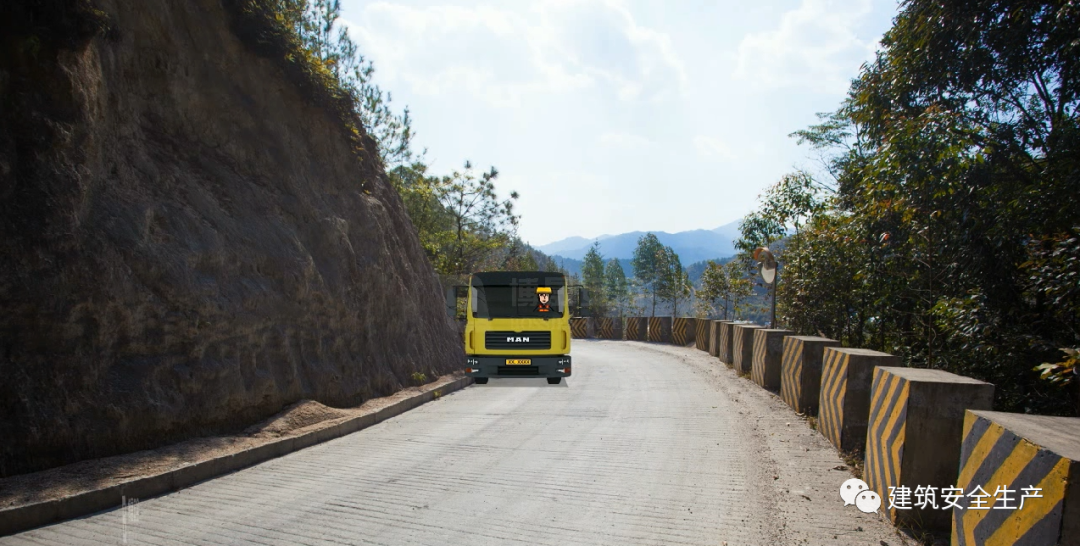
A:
[547,377,562,385]
[474,377,489,384]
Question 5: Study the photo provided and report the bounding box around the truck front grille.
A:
[485,331,552,350]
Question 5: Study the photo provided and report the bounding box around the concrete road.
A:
[2,341,909,545]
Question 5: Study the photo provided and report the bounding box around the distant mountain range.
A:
[534,220,743,266]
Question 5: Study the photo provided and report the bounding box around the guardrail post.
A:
[719,321,741,365]
[647,316,672,343]
[817,348,899,453]
[952,411,1080,546]
[695,319,709,351]
[780,336,840,415]
[751,328,794,391]
[708,320,724,357]
[864,367,994,530]
[732,324,764,375]
[612,317,624,340]
[570,317,588,339]
[672,317,695,346]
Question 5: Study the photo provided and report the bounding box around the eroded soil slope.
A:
[0,0,459,477]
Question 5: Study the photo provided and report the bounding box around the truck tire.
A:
[547,377,562,385]
[474,377,489,384]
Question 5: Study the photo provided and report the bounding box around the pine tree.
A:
[632,233,665,316]
[604,259,629,319]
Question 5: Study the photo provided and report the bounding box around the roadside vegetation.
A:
[736,0,1079,416]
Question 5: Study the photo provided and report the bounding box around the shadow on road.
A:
[474,379,569,388]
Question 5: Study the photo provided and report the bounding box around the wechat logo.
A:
[840,478,881,514]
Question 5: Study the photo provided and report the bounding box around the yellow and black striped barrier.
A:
[570,317,588,339]
[952,410,1080,546]
[818,347,899,453]
[780,336,839,415]
[708,320,724,357]
[719,321,740,364]
[731,324,763,374]
[864,367,994,529]
[672,317,696,346]
[596,318,612,339]
[751,329,793,391]
[647,316,672,343]
[596,318,622,339]
[625,317,646,341]
[695,319,709,351]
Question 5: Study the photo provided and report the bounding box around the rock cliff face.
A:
[0,0,460,477]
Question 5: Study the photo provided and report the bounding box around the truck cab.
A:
[459,271,572,384]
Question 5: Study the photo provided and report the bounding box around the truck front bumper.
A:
[465,355,571,378]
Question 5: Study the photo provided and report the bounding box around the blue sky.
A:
[339,0,899,246]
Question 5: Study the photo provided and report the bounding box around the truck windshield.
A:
[471,272,565,319]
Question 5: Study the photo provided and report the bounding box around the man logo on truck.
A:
[535,286,553,312]
[507,336,530,343]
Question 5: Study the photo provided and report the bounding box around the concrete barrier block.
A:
[719,321,741,365]
[595,318,610,339]
[818,348,900,453]
[673,317,696,346]
[732,324,764,374]
[648,316,672,343]
[952,411,1080,546]
[626,317,646,341]
[781,336,840,415]
[708,320,724,357]
[864,367,994,529]
[695,319,709,350]
[751,329,795,391]
[570,317,588,339]
[596,318,620,339]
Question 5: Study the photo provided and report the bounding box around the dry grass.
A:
[838,449,865,480]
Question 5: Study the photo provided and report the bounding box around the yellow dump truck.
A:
[457,271,575,384]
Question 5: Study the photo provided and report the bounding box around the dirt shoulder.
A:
[630,341,916,546]
[0,373,465,510]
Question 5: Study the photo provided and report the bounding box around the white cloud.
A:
[733,0,878,93]
[693,136,737,161]
[343,0,687,108]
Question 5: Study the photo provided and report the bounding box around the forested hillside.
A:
[734,1,1079,415]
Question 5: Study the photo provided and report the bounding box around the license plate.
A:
[505,359,531,365]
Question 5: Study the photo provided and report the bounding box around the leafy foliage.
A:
[696,259,754,320]
[773,0,1080,415]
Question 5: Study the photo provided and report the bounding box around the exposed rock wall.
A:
[0,0,460,477]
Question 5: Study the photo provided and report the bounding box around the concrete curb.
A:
[0,376,473,537]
